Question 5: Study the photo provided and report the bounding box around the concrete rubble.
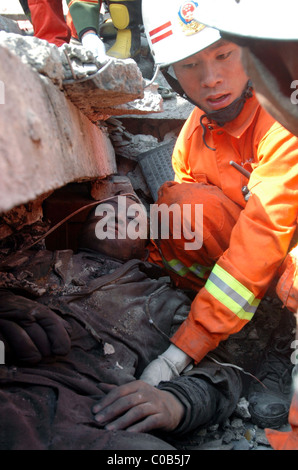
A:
[0,31,162,117]
[0,38,115,213]
[0,21,163,229]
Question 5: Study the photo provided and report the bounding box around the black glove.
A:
[0,289,71,364]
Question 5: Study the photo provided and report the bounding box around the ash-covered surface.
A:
[0,222,293,450]
[168,395,290,450]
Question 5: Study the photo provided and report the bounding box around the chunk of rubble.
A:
[0,40,116,213]
[103,343,115,356]
[62,56,146,121]
[0,15,25,35]
[0,31,64,86]
[234,397,251,420]
[0,32,162,121]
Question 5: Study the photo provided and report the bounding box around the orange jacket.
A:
[169,93,298,363]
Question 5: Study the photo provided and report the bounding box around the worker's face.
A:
[239,40,298,136]
[172,39,249,113]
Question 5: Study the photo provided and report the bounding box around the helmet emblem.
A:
[178,1,205,35]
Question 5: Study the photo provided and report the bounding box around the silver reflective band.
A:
[205,264,260,320]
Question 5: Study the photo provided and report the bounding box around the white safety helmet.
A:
[142,0,221,67]
[193,0,298,40]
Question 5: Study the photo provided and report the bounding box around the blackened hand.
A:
[0,289,71,363]
[92,380,185,433]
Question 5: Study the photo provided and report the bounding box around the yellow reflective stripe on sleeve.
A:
[188,263,212,278]
[166,259,189,276]
[205,264,260,321]
[162,257,211,279]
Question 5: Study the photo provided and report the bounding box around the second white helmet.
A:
[142,0,221,67]
[193,0,298,40]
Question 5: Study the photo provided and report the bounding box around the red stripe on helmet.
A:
[149,21,172,37]
[151,30,173,44]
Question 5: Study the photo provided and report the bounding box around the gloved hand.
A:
[81,32,109,64]
[139,344,193,386]
[0,290,71,364]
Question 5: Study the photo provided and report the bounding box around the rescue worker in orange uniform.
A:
[194,0,298,451]
[92,0,298,441]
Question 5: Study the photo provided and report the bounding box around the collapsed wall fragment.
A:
[0,22,162,249]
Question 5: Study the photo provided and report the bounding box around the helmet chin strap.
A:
[198,80,254,126]
[162,67,253,150]
[198,80,253,150]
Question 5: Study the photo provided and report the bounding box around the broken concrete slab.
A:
[0,31,162,122]
[90,83,163,119]
[0,15,25,35]
[0,30,163,214]
[0,43,116,214]
[63,58,145,121]
[61,45,162,120]
[0,31,65,87]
